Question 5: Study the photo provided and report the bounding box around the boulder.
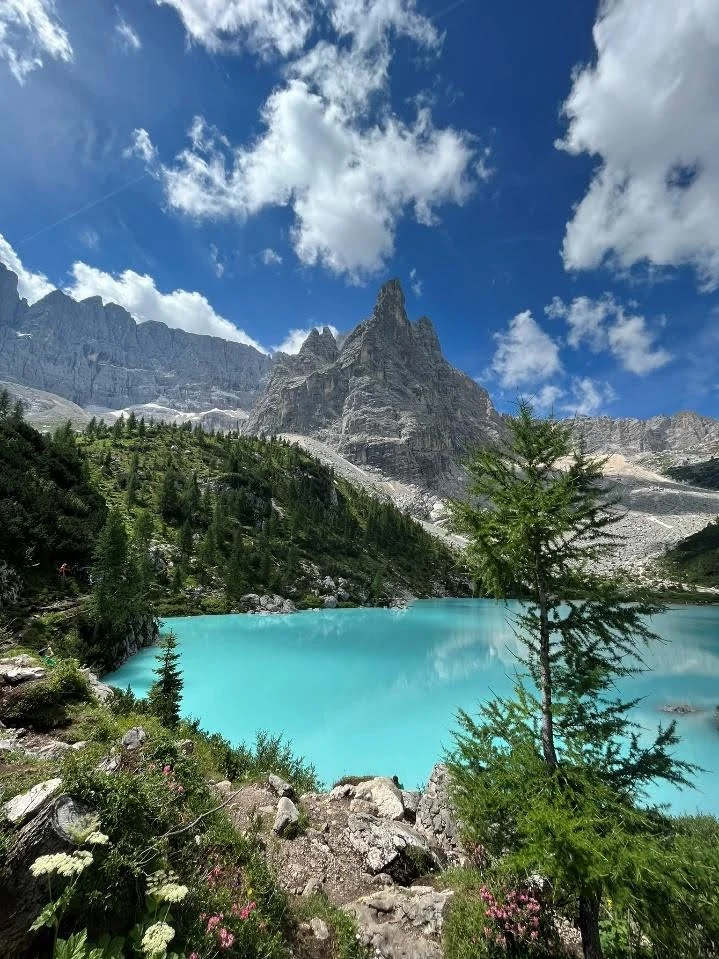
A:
[354,777,405,821]
[80,668,114,703]
[3,778,62,825]
[0,664,46,685]
[176,739,194,755]
[344,885,453,959]
[121,727,147,752]
[273,797,300,836]
[328,783,354,801]
[268,773,294,798]
[347,813,440,882]
[323,596,338,609]
[310,917,330,941]
[415,764,465,866]
[401,790,421,819]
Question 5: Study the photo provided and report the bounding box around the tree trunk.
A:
[0,793,94,958]
[578,892,603,959]
[536,574,558,771]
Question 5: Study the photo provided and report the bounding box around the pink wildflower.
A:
[218,928,235,950]
[206,915,221,933]
[530,931,539,941]
[163,764,172,775]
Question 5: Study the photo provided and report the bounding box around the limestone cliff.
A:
[247,279,503,493]
[573,412,719,456]
[0,263,271,410]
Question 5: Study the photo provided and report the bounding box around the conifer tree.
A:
[147,632,183,728]
[448,402,695,959]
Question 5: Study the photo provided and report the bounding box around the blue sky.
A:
[1,0,718,417]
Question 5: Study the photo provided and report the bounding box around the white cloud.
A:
[562,377,616,417]
[273,324,339,354]
[0,0,73,83]
[143,0,484,281]
[209,243,224,277]
[532,384,565,412]
[155,0,312,58]
[162,89,477,280]
[557,0,719,290]
[115,12,141,52]
[491,310,562,388]
[123,128,158,165]
[547,295,671,375]
[409,267,422,296]
[260,247,282,266]
[0,231,54,303]
[78,227,100,250]
[66,262,267,352]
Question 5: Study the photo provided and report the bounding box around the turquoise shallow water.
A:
[106,599,719,814]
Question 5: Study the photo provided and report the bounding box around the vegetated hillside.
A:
[663,519,719,586]
[666,457,719,490]
[0,396,106,600]
[76,415,465,614]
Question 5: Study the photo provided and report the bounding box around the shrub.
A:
[2,660,90,729]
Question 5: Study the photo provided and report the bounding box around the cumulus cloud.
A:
[557,0,719,290]
[115,12,141,52]
[547,295,671,375]
[66,262,267,352]
[0,231,54,303]
[491,310,562,388]
[260,247,282,266]
[532,384,565,412]
[0,0,73,83]
[162,90,477,280]
[273,324,340,354]
[155,0,312,58]
[140,0,484,281]
[123,128,158,165]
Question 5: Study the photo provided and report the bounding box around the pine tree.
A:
[147,632,183,728]
[448,402,696,959]
[126,452,139,508]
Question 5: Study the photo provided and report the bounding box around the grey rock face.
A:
[415,764,465,866]
[347,813,441,880]
[247,279,503,495]
[344,886,453,959]
[3,778,62,825]
[121,727,147,752]
[268,773,295,798]
[573,412,719,456]
[0,263,271,411]
[274,796,300,835]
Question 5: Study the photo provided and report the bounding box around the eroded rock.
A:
[3,778,62,825]
[273,797,300,836]
[415,764,465,866]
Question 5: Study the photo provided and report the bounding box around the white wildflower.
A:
[155,882,189,903]
[30,850,93,878]
[84,831,109,845]
[141,921,175,956]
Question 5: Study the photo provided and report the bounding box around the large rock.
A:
[2,778,62,825]
[0,263,271,411]
[121,727,147,752]
[572,412,719,456]
[268,774,294,799]
[347,813,441,881]
[273,797,300,836]
[354,777,405,821]
[415,764,465,866]
[344,885,453,959]
[0,659,46,685]
[247,279,504,497]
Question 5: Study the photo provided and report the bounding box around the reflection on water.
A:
[106,600,719,814]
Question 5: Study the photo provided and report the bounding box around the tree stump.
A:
[0,793,94,958]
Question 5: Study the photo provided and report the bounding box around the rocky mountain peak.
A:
[299,326,339,364]
[368,278,410,333]
[0,264,27,329]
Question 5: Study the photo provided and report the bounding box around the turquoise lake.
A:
[106,599,719,814]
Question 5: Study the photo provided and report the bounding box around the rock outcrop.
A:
[247,279,503,495]
[0,263,271,411]
[573,412,719,457]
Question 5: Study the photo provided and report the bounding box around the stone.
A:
[97,750,121,774]
[3,778,62,825]
[121,727,147,751]
[328,783,354,801]
[323,595,338,609]
[346,813,440,881]
[354,777,405,821]
[80,668,114,703]
[344,886,453,959]
[268,773,294,798]
[214,780,233,795]
[176,739,194,755]
[350,798,379,817]
[415,764,465,867]
[309,917,330,941]
[302,877,324,897]
[401,790,421,818]
[0,665,46,685]
[273,797,300,836]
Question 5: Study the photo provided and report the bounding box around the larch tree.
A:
[447,402,695,959]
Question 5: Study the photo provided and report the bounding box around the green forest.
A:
[0,395,465,670]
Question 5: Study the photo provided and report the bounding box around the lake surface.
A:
[106,599,719,815]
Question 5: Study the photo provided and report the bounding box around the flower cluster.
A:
[141,920,175,957]
[30,850,93,879]
[479,885,543,952]
[147,869,189,904]
[231,900,257,921]
[201,913,236,951]
[161,763,185,795]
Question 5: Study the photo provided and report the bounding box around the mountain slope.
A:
[0,262,271,411]
[572,412,719,456]
[247,279,503,495]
